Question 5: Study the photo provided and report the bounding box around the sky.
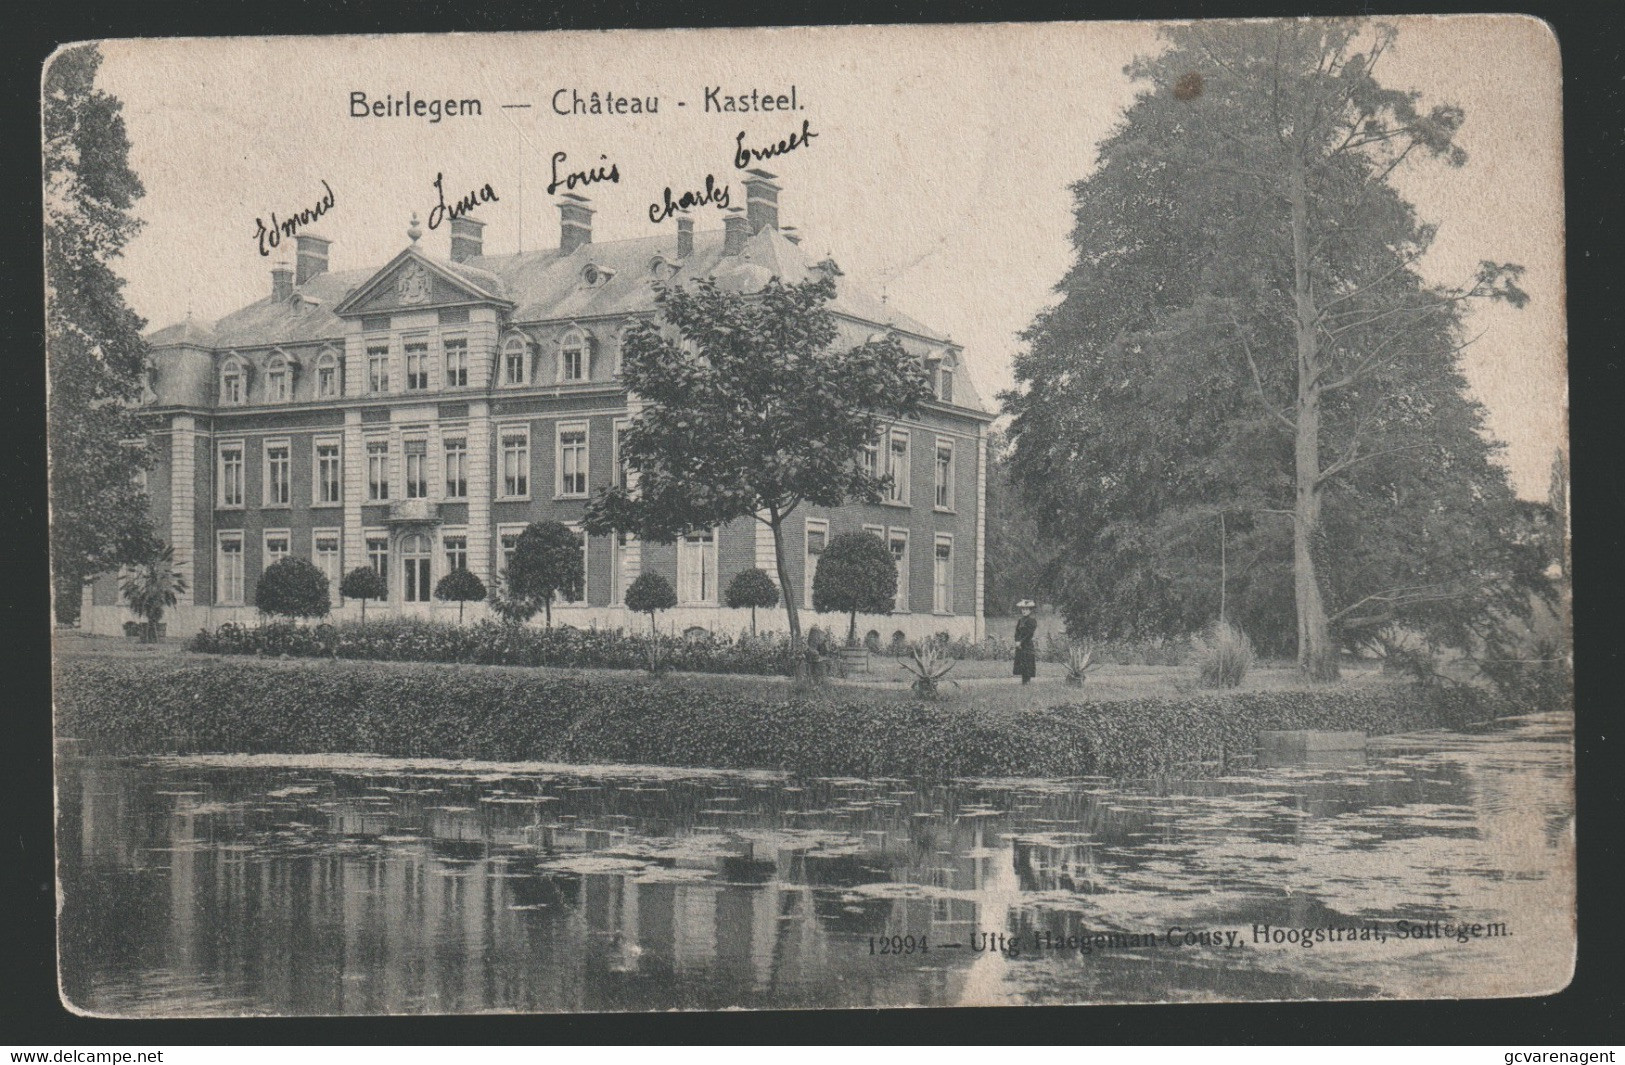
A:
[90,17,1564,496]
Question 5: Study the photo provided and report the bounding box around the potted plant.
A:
[812,531,897,675]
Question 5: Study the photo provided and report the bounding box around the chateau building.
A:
[82,171,993,639]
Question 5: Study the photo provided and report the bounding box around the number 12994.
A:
[867,935,929,955]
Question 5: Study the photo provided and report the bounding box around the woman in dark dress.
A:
[1013,599,1038,684]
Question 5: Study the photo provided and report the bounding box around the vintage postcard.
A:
[46,17,1571,1015]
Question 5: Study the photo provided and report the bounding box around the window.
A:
[933,534,954,614]
[612,421,633,489]
[443,533,467,574]
[498,525,524,572]
[314,531,341,601]
[263,442,291,506]
[936,354,957,403]
[804,518,828,608]
[611,531,637,605]
[935,439,955,510]
[563,526,587,603]
[266,355,290,402]
[404,339,429,390]
[404,439,428,499]
[402,532,432,603]
[220,358,245,405]
[861,436,880,481]
[443,438,467,498]
[316,352,339,397]
[557,423,588,497]
[264,530,291,567]
[217,533,244,604]
[315,440,342,505]
[503,335,528,386]
[218,442,244,507]
[443,337,468,388]
[887,430,910,503]
[500,427,529,498]
[560,330,587,382]
[678,527,717,604]
[366,440,390,501]
[366,342,390,392]
[366,533,390,596]
[889,529,910,612]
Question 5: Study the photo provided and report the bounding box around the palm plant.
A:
[898,643,957,699]
[119,543,188,644]
[1065,643,1100,688]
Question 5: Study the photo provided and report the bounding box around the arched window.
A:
[315,350,340,398]
[402,532,432,603]
[219,355,247,405]
[559,327,589,383]
[501,333,529,387]
[936,351,957,404]
[266,352,290,403]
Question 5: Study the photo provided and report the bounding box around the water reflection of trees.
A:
[58,721,1572,1014]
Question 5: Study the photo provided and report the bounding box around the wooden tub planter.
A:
[837,646,871,676]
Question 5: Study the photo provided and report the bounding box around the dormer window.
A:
[266,353,290,403]
[560,328,588,382]
[502,333,529,386]
[220,355,246,405]
[315,350,340,398]
[936,351,957,404]
[581,263,614,288]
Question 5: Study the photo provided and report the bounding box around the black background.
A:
[4,0,1619,1046]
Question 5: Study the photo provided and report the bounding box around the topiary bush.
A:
[724,568,780,636]
[255,557,332,621]
[434,568,487,624]
[812,532,896,646]
[339,567,387,625]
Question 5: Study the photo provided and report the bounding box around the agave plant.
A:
[1064,643,1099,688]
[899,644,958,699]
[119,544,188,644]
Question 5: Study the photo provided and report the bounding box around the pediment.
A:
[334,249,509,317]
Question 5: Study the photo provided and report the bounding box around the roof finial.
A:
[408,213,423,243]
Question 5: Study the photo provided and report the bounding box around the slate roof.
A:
[148,221,982,410]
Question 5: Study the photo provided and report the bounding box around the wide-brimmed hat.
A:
[1017,599,1036,609]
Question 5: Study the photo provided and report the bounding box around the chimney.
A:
[294,233,330,285]
[271,260,294,302]
[676,214,694,258]
[781,225,801,245]
[722,208,749,256]
[558,194,593,255]
[449,217,485,263]
[743,169,781,234]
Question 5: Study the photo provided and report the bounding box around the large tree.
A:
[45,44,156,624]
[584,269,930,646]
[1006,20,1542,679]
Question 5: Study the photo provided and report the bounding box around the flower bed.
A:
[188,618,797,676]
[55,654,1493,778]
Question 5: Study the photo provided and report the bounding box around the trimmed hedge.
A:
[54,655,1493,778]
[188,618,797,676]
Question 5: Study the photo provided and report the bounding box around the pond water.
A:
[57,712,1573,1015]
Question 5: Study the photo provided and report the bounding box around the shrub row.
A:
[188,618,797,676]
[54,655,1494,778]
